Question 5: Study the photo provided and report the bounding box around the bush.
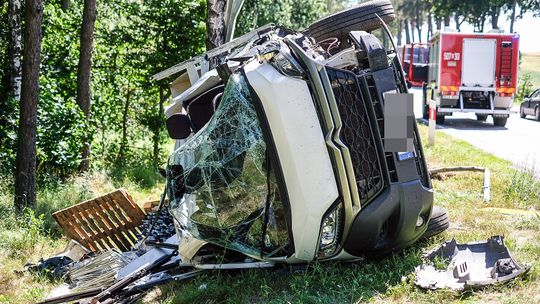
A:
[517,72,534,103]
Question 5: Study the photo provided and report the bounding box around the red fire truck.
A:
[402,43,429,87]
[423,31,520,126]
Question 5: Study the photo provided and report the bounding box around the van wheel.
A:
[520,104,526,118]
[423,206,450,239]
[436,115,445,125]
[493,117,508,127]
[536,108,540,121]
[308,0,395,43]
[476,114,488,121]
[422,104,429,119]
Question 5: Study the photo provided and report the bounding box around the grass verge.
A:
[521,53,540,87]
[0,125,539,303]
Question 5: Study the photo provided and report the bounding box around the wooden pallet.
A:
[53,189,146,252]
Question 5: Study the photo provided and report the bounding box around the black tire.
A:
[436,115,445,125]
[423,206,450,239]
[536,107,540,121]
[493,117,508,127]
[423,104,429,119]
[422,86,429,119]
[476,114,488,121]
[308,0,395,43]
[520,104,526,119]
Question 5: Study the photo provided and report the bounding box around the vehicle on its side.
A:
[520,88,540,121]
[154,0,445,267]
[401,43,429,87]
[423,31,520,126]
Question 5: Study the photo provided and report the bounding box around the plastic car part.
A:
[166,114,192,139]
[415,236,530,291]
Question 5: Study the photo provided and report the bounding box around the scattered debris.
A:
[52,189,146,252]
[483,207,539,217]
[66,249,132,293]
[429,166,490,202]
[24,256,73,279]
[415,236,530,290]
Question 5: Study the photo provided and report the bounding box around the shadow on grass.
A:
[158,245,427,304]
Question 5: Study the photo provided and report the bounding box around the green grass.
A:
[521,53,540,87]
[154,125,540,304]
[0,169,165,304]
[1,126,539,303]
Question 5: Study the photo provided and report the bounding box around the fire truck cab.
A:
[423,31,520,126]
[402,43,429,87]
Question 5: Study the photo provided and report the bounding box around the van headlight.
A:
[317,203,344,259]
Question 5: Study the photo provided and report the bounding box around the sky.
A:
[403,11,540,53]
[459,12,540,53]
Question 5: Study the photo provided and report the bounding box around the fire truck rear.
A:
[423,31,520,126]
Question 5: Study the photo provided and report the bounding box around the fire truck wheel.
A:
[436,115,445,125]
[308,0,395,43]
[476,114,488,121]
[536,108,540,121]
[493,117,508,127]
[520,104,526,118]
[423,206,450,239]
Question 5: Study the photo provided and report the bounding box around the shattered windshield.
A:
[166,73,289,259]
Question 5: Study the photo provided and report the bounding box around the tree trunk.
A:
[14,0,43,211]
[7,0,23,101]
[404,19,411,44]
[427,12,433,39]
[117,87,132,162]
[415,0,421,42]
[206,0,226,50]
[76,0,97,172]
[454,14,461,32]
[491,7,500,30]
[509,0,517,32]
[410,20,416,42]
[153,86,166,168]
[61,0,70,11]
[444,16,450,27]
[397,19,403,46]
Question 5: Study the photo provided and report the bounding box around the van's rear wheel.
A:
[493,117,508,127]
[423,206,450,239]
[308,0,395,43]
[436,115,445,125]
[476,114,488,121]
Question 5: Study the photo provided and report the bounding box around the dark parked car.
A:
[520,88,540,121]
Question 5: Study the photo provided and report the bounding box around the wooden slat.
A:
[52,188,146,253]
[93,196,133,251]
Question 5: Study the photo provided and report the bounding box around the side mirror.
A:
[166,114,192,139]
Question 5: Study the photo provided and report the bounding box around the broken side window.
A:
[166,72,289,259]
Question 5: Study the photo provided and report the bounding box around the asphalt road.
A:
[410,88,540,178]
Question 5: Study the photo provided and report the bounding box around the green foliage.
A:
[517,72,534,103]
[0,0,207,179]
[236,0,327,36]
[0,208,46,258]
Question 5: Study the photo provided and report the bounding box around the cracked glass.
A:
[166,73,289,259]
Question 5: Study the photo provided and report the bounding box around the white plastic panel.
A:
[462,38,496,87]
[244,61,339,262]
